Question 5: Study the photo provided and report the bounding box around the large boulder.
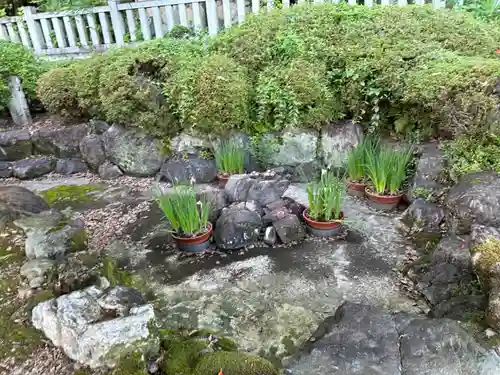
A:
[399,199,445,246]
[214,206,262,250]
[14,210,87,259]
[55,159,88,175]
[159,155,217,184]
[98,162,123,180]
[0,129,32,161]
[31,286,157,368]
[246,179,290,207]
[273,214,305,244]
[32,124,88,158]
[79,134,106,171]
[445,172,500,234]
[408,142,445,202]
[0,185,49,215]
[320,121,363,169]
[288,302,499,375]
[12,157,56,179]
[102,124,164,177]
[171,132,212,154]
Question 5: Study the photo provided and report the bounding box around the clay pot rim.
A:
[172,222,213,244]
[303,209,344,229]
[217,173,230,179]
[365,187,403,203]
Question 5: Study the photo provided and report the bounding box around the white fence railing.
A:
[0,0,458,58]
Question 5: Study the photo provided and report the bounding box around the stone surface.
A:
[0,161,12,178]
[400,199,445,246]
[103,124,164,177]
[321,121,363,169]
[52,254,101,295]
[171,132,212,154]
[247,179,290,207]
[214,207,262,250]
[32,124,88,158]
[159,155,217,184]
[55,159,88,175]
[197,186,227,222]
[225,174,257,203]
[20,258,55,288]
[264,226,277,246]
[273,214,306,244]
[289,302,500,375]
[79,134,106,171]
[408,142,445,202]
[0,186,49,221]
[31,286,157,368]
[97,286,147,316]
[446,172,500,234]
[98,162,123,180]
[12,157,56,179]
[14,210,87,259]
[89,119,110,135]
[0,129,32,161]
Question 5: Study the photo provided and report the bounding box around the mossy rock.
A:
[193,352,279,375]
[40,184,104,210]
[162,335,209,374]
[471,238,500,291]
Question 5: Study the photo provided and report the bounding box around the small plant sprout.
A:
[307,170,346,221]
[214,140,245,176]
[154,184,211,237]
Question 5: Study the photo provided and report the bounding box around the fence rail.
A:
[0,0,461,58]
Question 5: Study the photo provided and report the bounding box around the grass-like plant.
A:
[214,140,245,175]
[345,137,380,183]
[155,185,211,237]
[365,144,414,195]
[307,170,346,222]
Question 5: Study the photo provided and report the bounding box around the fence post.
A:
[205,0,218,36]
[23,6,42,55]
[8,76,32,127]
[108,0,125,46]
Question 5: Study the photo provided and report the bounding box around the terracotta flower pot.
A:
[172,222,213,252]
[347,182,366,198]
[217,173,230,188]
[303,209,344,237]
[365,188,403,211]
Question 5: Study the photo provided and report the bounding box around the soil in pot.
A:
[303,209,344,237]
[172,222,213,252]
[347,182,366,198]
[365,187,403,211]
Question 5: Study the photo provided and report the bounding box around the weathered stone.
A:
[55,159,88,175]
[79,134,106,171]
[282,184,308,207]
[446,172,500,234]
[97,286,147,316]
[408,142,445,202]
[103,124,164,177]
[32,123,88,158]
[159,155,217,184]
[197,186,227,222]
[32,286,157,368]
[20,258,55,288]
[52,254,100,296]
[89,119,110,135]
[171,132,212,154]
[263,206,289,225]
[98,162,123,180]
[12,157,56,179]
[321,121,363,169]
[288,302,499,375]
[0,185,49,216]
[247,179,290,207]
[0,129,32,161]
[214,207,262,250]
[273,215,305,244]
[264,226,277,246]
[400,199,445,246]
[224,174,257,203]
[14,211,87,259]
[0,161,12,178]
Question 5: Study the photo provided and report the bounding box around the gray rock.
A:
[159,155,217,184]
[32,124,88,158]
[264,226,277,246]
[55,159,88,175]
[282,184,309,207]
[400,199,445,246]
[97,286,147,316]
[98,162,123,180]
[103,124,164,177]
[31,286,157,368]
[288,302,499,375]
[12,157,56,179]
[171,132,211,154]
[0,185,49,215]
[408,143,445,202]
[20,258,55,288]
[321,121,363,169]
[89,119,110,135]
[79,134,106,171]
[247,179,290,207]
[273,215,305,244]
[0,129,32,161]
[224,174,257,203]
[0,161,12,178]
[263,201,289,224]
[214,207,262,250]
[197,186,227,222]
[445,172,500,234]
[14,211,87,259]
[52,254,100,295]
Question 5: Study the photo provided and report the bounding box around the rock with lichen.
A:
[0,185,49,229]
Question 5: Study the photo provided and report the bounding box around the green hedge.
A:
[36,5,500,141]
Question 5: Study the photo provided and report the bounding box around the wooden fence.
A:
[0,0,462,59]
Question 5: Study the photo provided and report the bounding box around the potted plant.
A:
[364,144,414,211]
[303,170,346,237]
[345,137,379,197]
[214,140,245,187]
[155,185,212,252]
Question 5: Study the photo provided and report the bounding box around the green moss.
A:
[162,335,208,375]
[193,352,279,375]
[98,256,134,287]
[103,351,147,375]
[40,184,104,209]
[471,238,500,290]
[70,228,88,253]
